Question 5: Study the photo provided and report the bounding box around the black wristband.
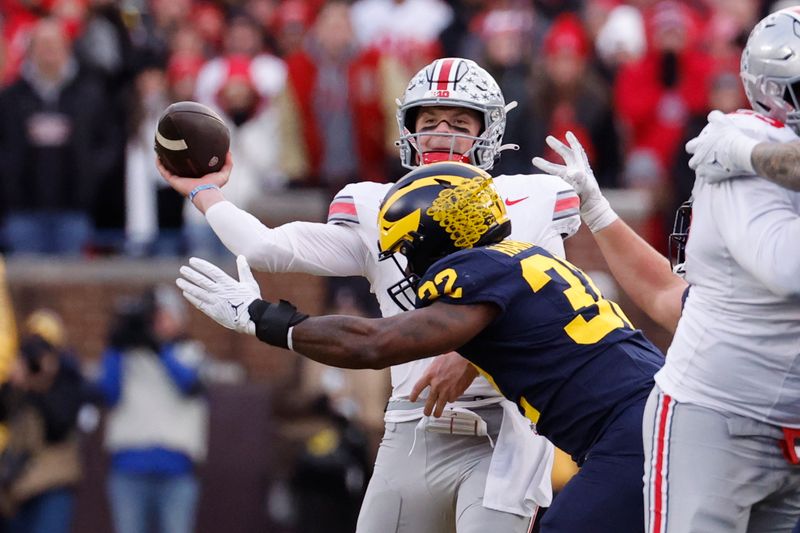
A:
[247,299,309,349]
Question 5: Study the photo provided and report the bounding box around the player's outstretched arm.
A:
[178,255,498,369]
[289,302,497,370]
[533,133,686,333]
[686,110,800,191]
[586,220,685,333]
[159,152,366,276]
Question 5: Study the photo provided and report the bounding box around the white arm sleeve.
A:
[205,201,369,277]
[713,179,800,297]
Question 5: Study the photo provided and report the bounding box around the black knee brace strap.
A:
[247,299,309,349]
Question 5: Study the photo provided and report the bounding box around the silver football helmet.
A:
[741,8,800,134]
[396,57,518,170]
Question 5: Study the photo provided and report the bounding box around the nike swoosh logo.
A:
[505,196,529,206]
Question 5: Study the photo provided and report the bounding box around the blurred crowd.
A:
[0,290,211,533]
[0,286,370,533]
[0,0,790,256]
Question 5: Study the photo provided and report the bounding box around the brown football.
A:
[154,101,230,178]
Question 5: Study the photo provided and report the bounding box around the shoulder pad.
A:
[730,110,800,143]
[328,181,392,225]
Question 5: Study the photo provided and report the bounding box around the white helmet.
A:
[741,7,800,134]
[396,57,518,170]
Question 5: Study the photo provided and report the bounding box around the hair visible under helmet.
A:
[396,58,518,171]
[741,7,800,134]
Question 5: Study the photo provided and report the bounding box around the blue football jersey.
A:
[415,240,665,462]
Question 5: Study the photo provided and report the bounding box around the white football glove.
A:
[177,255,261,335]
[685,110,760,183]
[532,131,618,233]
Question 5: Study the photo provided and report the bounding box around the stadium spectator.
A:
[279,0,404,192]
[189,3,225,55]
[614,1,713,169]
[96,285,209,533]
[0,310,86,533]
[0,18,121,255]
[350,0,452,76]
[702,0,759,71]
[271,0,316,56]
[473,4,538,175]
[290,389,371,533]
[125,61,188,256]
[531,13,622,188]
[186,52,288,257]
[168,25,207,60]
[194,13,282,114]
[74,0,133,85]
[593,4,646,77]
[127,0,193,71]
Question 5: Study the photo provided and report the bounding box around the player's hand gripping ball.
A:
[154,101,230,178]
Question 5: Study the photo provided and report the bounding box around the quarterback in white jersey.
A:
[160,57,579,532]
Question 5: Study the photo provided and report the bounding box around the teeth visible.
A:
[156,131,188,151]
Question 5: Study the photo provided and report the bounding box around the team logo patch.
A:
[505,196,529,206]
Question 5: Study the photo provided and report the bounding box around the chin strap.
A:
[248,299,309,349]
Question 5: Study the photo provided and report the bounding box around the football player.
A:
[158,58,580,532]
[176,163,665,533]
[532,9,800,532]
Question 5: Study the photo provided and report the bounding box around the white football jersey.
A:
[327,173,580,400]
[656,112,800,427]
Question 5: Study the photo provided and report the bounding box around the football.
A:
[154,101,230,178]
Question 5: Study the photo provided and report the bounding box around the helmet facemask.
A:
[740,9,800,135]
[380,245,421,312]
[396,58,517,171]
[668,199,692,276]
[378,162,511,310]
[740,71,800,132]
[398,105,511,170]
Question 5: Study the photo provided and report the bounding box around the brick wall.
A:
[6,258,325,382]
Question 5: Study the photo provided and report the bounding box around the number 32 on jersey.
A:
[418,252,632,345]
[520,254,632,344]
